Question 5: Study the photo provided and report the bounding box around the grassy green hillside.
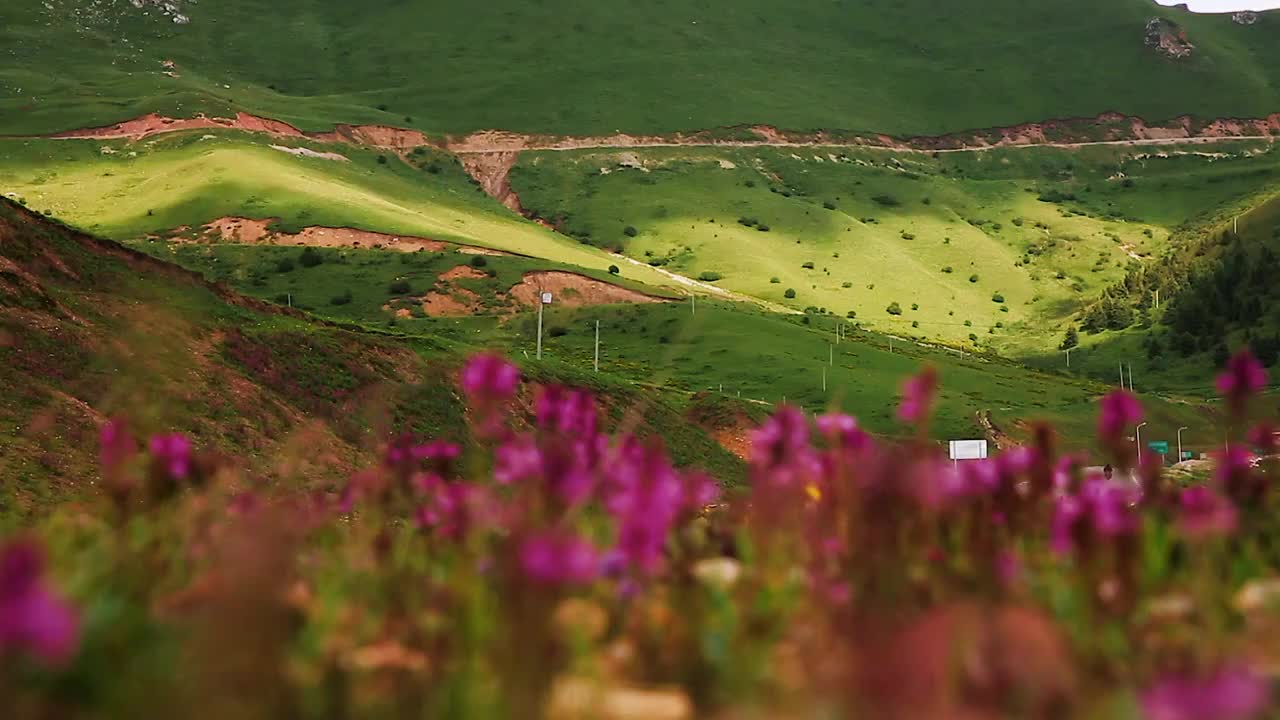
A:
[0,133,678,287]
[140,231,1222,457]
[510,140,1280,348]
[0,198,740,524]
[3,1,1280,137]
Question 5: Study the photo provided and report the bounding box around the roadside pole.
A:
[594,320,599,372]
[536,299,543,360]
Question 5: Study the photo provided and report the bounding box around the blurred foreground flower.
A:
[1217,350,1268,415]
[897,366,938,424]
[1098,390,1143,442]
[1141,665,1270,720]
[0,538,79,665]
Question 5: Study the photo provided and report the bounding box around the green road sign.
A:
[1148,441,1170,454]
[1181,451,1194,461]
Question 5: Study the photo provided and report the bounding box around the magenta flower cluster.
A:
[0,539,78,666]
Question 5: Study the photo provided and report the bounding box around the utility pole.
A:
[593,320,600,372]
[1177,426,1188,464]
[822,366,827,392]
[536,291,550,360]
[1119,362,1125,390]
[691,294,696,316]
[287,293,292,308]
[1136,422,1148,465]
[1066,348,1071,368]
[1154,289,1160,310]
[1128,364,1135,393]
[829,344,833,367]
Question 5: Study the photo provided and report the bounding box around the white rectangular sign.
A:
[949,439,989,461]
[541,292,553,305]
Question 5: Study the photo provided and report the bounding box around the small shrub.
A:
[964,320,973,327]
[377,155,389,165]
[770,277,781,284]
[991,292,1005,304]
[757,225,771,232]
[623,226,638,237]
[911,303,919,311]
[549,327,569,338]
[942,266,953,273]
[784,288,797,299]
[299,247,323,268]
[842,282,853,289]
[969,274,979,283]
[330,290,353,306]
[912,321,920,328]
[847,310,857,319]
[698,271,723,282]
[388,280,412,295]
[802,262,815,270]
[745,180,757,188]
[886,302,903,316]
[900,232,915,240]
[469,255,488,268]
[276,258,295,273]
[969,333,979,342]
[608,265,620,275]
[872,194,900,207]
[823,201,837,210]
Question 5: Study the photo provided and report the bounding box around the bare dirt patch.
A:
[188,218,507,255]
[204,217,275,243]
[509,271,665,308]
[421,288,480,316]
[458,152,524,212]
[439,265,488,281]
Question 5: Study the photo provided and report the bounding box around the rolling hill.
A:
[0,197,743,524]
[3,0,1280,138]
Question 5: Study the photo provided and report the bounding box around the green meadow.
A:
[511,141,1280,351]
[0,133,676,287]
[4,1,1280,137]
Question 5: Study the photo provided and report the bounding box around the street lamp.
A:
[1136,422,1149,464]
[1177,426,1189,464]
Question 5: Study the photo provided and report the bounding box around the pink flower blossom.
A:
[1177,486,1237,540]
[99,418,136,471]
[750,406,815,480]
[1098,390,1143,441]
[148,433,192,479]
[0,539,79,666]
[897,367,938,424]
[519,532,600,585]
[1141,665,1270,720]
[1217,350,1268,414]
[460,353,520,403]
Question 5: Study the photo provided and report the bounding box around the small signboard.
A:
[1148,441,1170,454]
[1181,451,1195,461]
[541,292,553,305]
[949,439,989,461]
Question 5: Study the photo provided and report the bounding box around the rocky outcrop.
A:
[1145,18,1194,59]
[1233,11,1261,25]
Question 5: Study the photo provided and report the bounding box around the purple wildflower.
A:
[1141,665,1270,720]
[897,367,938,424]
[99,418,136,471]
[1050,495,1084,556]
[1217,350,1268,414]
[816,412,871,451]
[1097,390,1143,442]
[0,539,79,665]
[148,433,192,480]
[520,532,600,585]
[461,353,520,403]
[1248,422,1278,455]
[494,434,542,485]
[535,386,598,438]
[750,406,818,483]
[1177,486,1237,540]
